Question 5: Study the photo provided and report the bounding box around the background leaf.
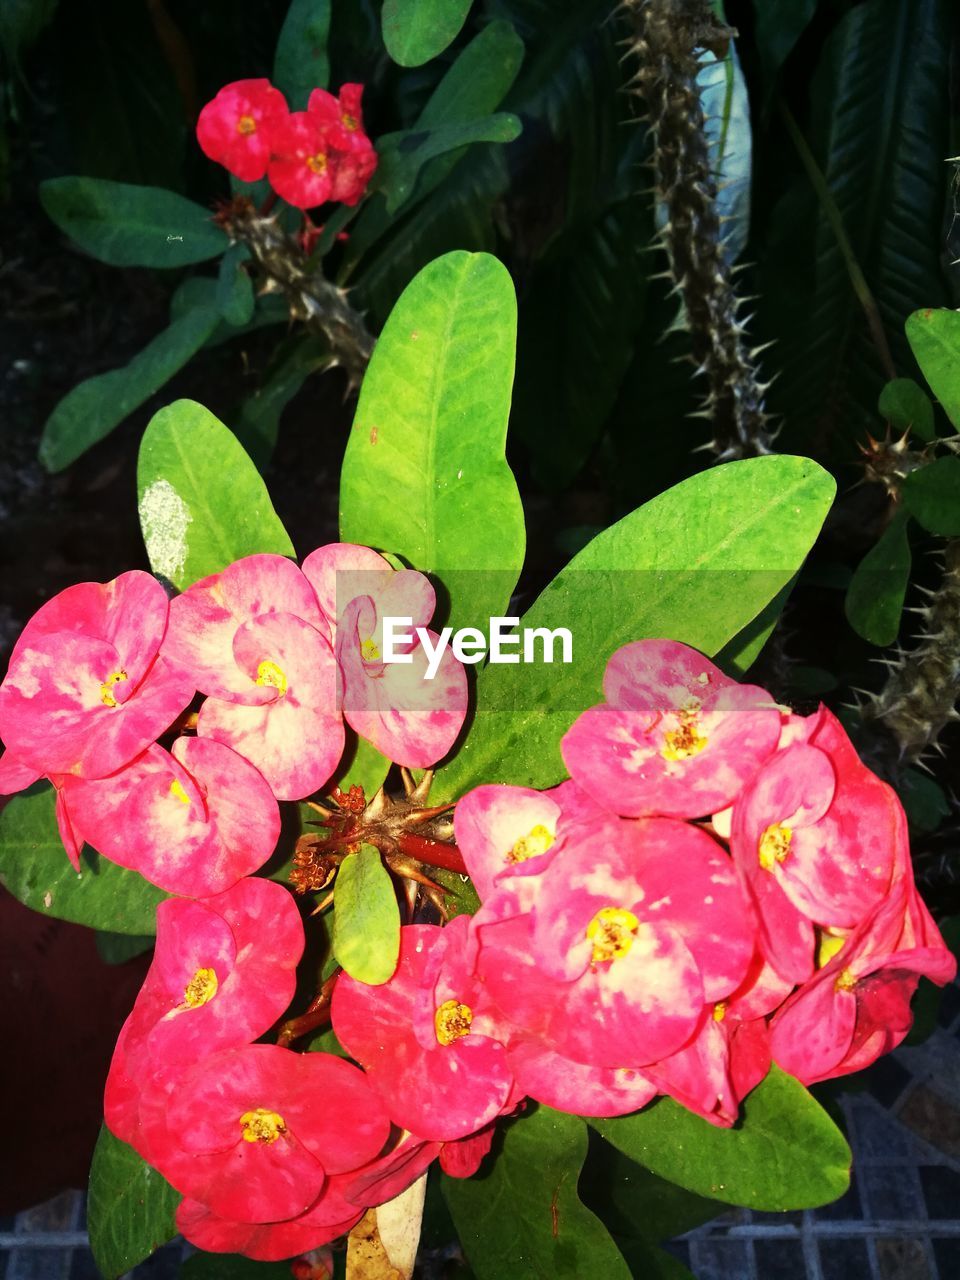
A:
[332,844,401,985]
[182,1255,292,1280]
[443,1105,631,1280]
[0,784,165,934]
[340,250,525,635]
[87,1126,179,1279]
[376,115,522,215]
[216,244,255,328]
[845,509,911,644]
[39,177,229,267]
[592,1067,851,1211]
[233,334,330,468]
[902,457,960,536]
[906,306,960,428]
[137,399,295,590]
[381,0,473,67]
[273,0,331,109]
[878,377,935,441]
[435,455,835,799]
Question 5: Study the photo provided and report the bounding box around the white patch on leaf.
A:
[139,480,192,582]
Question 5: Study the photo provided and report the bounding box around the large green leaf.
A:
[376,115,522,215]
[906,307,960,428]
[273,0,331,108]
[332,844,401,984]
[592,1067,851,1211]
[845,509,911,644]
[88,1126,179,1279]
[435,455,835,799]
[382,0,472,67]
[39,177,229,267]
[583,1139,721,1241]
[137,399,295,590]
[443,1105,631,1280]
[40,305,221,472]
[0,784,166,934]
[902,457,960,536]
[340,251,525,635]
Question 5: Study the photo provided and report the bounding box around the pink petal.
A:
[453,785,562,903]
[506,1035,657,1118]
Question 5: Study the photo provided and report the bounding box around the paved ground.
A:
[2,985,958,1280]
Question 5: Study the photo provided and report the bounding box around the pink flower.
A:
[137,1044,390,1223]
[302,543,467,768]
[0,571,192,779]
[731,707,905,984]
[197,79,290,182]
[561,639,781,819]
[268,112,337,209]
[105,878,303,1148]
[59,737,280,896]
[504,1034,658,1118]
[177,1187,362,1262]
[331,919,518,1141]
[307,85,377,205]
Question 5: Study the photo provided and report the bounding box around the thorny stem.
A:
[276,971,339,1048]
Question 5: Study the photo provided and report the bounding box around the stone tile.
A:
[861,1165,926,1220]
[864,1056,912,1108]
[900,1086,960,1160]
[876,1237,932,1280]
[813,1172,863,1222]
[6,1250,73,1280]
[691,1237,752,1280]
[661,1239,691,1269]
[15,1193,80,1234]
[937,982,960,1028]
[851,1100,913,1160]
[818,1236,872,1280]
[69,1250,100,1280]
[920,1165,960,1219]
[747,1209,804,1228]
[897,1033,960,1110]
[932,1236,960,1276]
[131,1242,184,1280]
[753,1238,807,1279]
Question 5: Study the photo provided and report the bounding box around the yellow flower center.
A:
[255,660,287,696]
[712,1001,727,1022]
[342,112,358,131]
[169,778,191,805]
[240,1108,286,1144]
[586,907,640,963]
[661,696,708,761]
[99,670,128,707]
[306,152,328,175]
[236,114,257,136]
[506,823,555,864]
[758,823,792,871]
[183,967,218,1008]
[817,930,847,969]
[834,968,857,993]
[360,637,381,661]
[435,999,473,1046]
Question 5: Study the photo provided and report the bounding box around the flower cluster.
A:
[334,639,956,1134]
[197,79,377,209]
[0,546,467,894]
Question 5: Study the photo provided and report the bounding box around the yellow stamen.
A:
[183,967,218,1008]
[99,670,128,708]
[712,1001,727,1022]
[834,968,857,993]
[255,660,287,696]
[817,930,847,969]
[360,637,381,662]
[507,823,555,864]
[758,823,792,871]
[306,152,328,174]
[169,778,191,805]
[342,112,358,131]
[435,999,473,1046]
[236,114,257,136]
[662,695,708,760]
[586,907,640,963]
[240,1108,286,1143]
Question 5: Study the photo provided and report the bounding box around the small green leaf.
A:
[87,1126,179,1279]
[40,176,229,267]
[0,784,166,934]
[418,20,524,129]
[95,931,154,965]
[878,377,935,441]
[902,456,960,536]
[382,0,473,67]
[332,844,400,984]
[592,1067,851,1211]
[897,768,950,834]
[906,307,960,428]
[137,399,295,590]
[274,0,331,109]
[443,1105,631,1280]
[329,731,391,800]
[340,251,525,636]
[845,509,911,645]
[376,116,521,215]
[40,306,221,472]
[216,244,255,327]
[234,335,330,467]
[435,455,836,799]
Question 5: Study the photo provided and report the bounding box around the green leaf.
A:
[332,844,401,984]
[906,306,960,429]
[751,0,818,84]
[583,1138,720,1241]
[435,455,835,799]
[418,21,525,129]
[234,334,330,468]
[878,377,935,441]
[0,784,166,934]
[216,244,255,327]
[902,456,960,536]
[95,931,154,965]
[897,768,950,834]
[382,0,473,67]
[39,176,229,267]
[274,0,331,109]
[329,731,391,800]
[845,509,911,644]
[376,116,522,215]
[592,1067,851,1211]
[715,578,795,677]
[340,251,525,636]
[137,399,295,590]
[443,1105,631,1280]
[40,306,221,472]
[87,1126,179,1279]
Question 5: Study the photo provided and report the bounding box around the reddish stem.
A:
[258,191,278,217]
[276,972,338,1048]
[396,831,466,875]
